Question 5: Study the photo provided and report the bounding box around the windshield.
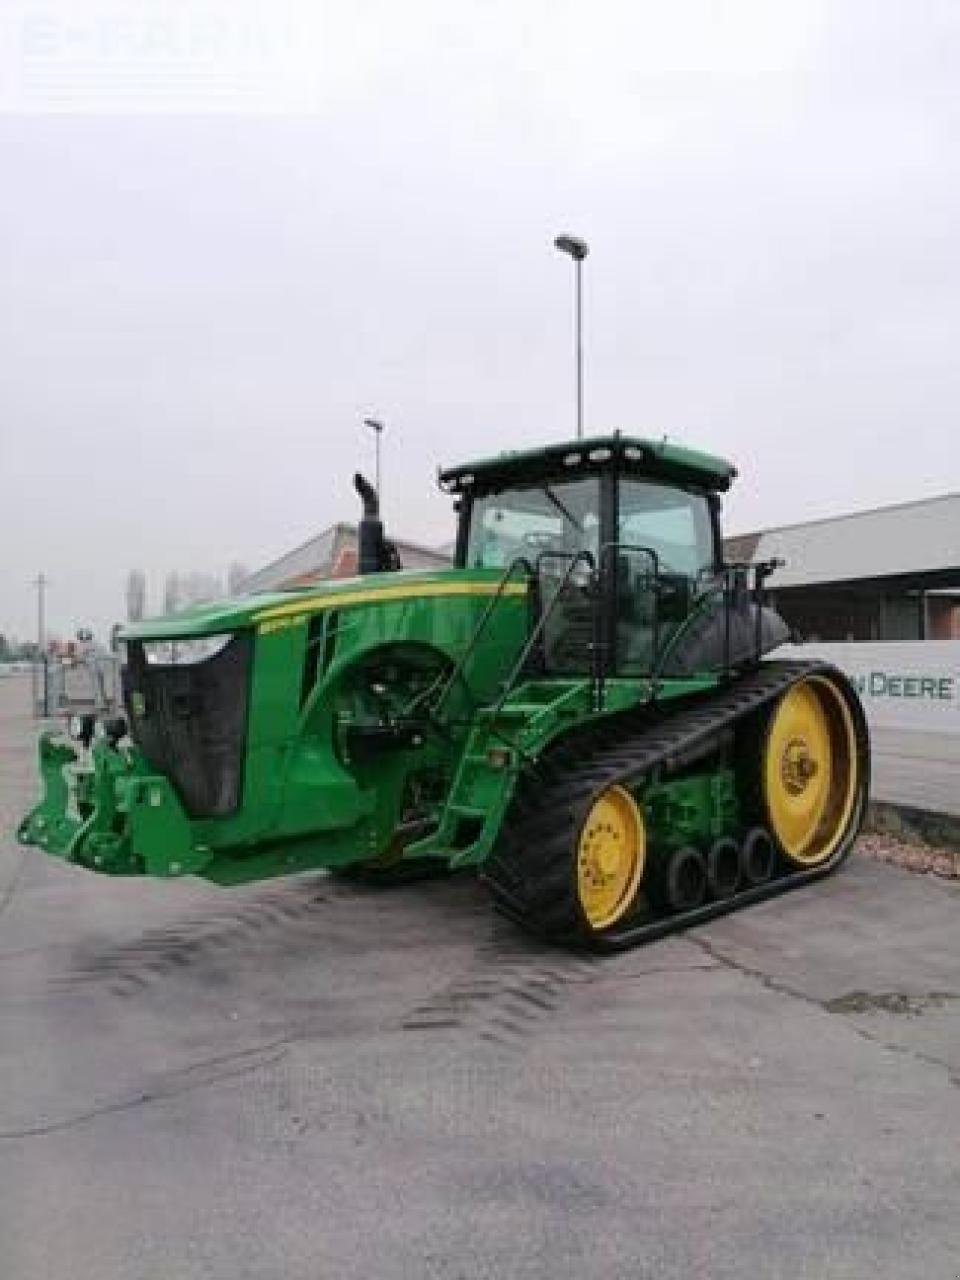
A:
[465,476,601,570]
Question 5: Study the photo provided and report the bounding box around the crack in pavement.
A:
[0,848,28,923]
[0,1039,290,1141]
[591,961,720,981]
[4,915,954,1145]
[687,930,960,1089]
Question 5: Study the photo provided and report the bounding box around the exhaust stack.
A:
[353,473,400,575]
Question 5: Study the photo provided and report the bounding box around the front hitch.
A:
[17,728,206,878]
[17,733,82,856]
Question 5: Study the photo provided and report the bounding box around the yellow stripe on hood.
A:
[254,579,528,626]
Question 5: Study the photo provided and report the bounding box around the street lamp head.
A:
[363,417,384,435]
[554,234,589,261]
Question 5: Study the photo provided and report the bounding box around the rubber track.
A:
[482,660,870,952]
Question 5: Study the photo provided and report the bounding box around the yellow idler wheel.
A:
[576,785,645,931]
[763,674,860,868]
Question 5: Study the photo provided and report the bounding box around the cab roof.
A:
[439,433,736,494]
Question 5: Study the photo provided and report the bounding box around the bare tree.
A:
[227,561,249,596]
[125,569,147,622]
[162,571,181,615]
[179,571,223,607]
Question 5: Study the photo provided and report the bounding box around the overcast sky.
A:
[2,0,959,643]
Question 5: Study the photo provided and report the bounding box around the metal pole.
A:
[553,236,589,440]
[363,417,384,502]
[34,572,46,654]
[34,573,47,716]
[575,257,583,439]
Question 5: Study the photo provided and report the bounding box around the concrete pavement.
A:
[1,675,958,1279]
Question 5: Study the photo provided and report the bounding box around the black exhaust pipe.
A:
[354,472,384,575]
[353,472,401,575]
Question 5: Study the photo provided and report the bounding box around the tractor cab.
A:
[440,434,766,681]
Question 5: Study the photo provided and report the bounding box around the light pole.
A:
[554,234,589,439]
[32,572,48,716]
[363,417,384,499]
[33,572,47,655]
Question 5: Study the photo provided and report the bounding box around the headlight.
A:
[143,633,233,666]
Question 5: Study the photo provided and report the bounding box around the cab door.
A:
[463,474,602,675]
[613,480,717,675]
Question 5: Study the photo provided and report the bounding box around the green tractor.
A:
[18,434,869,948]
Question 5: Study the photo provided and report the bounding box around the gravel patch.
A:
[857,832,960,880]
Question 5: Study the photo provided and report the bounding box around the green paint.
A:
[642,769,739,855]
[440,432,736,492]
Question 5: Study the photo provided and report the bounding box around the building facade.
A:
[240,523,450,595]
[725,493,960,643]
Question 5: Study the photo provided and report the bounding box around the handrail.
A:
[489,549,596,718]
[714,558,785,677]
[429,556,534,720]
[599,541,661,577]
[642,557,785,685]
[752,557,784,662]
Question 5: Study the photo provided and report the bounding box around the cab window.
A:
[614,480,716,674]
[466,477,601,570]
[617,480,715,581]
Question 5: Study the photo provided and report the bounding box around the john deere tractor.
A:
[18,435,869,948]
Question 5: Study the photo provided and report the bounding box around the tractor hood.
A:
[120,568,523,642]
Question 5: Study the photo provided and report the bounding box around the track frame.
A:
[482,660,871,951]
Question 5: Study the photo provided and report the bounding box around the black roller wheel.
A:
[706,837,741,900]
[740,827,776,886]
[665,846,707,913]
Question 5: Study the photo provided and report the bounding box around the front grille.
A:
[122,633,252,818]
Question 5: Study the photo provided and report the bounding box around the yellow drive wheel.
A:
[763,675,860,867]
[576,785,645,931]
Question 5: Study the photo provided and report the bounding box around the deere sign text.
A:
[778,641,960,733]
[856,671,954,702]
